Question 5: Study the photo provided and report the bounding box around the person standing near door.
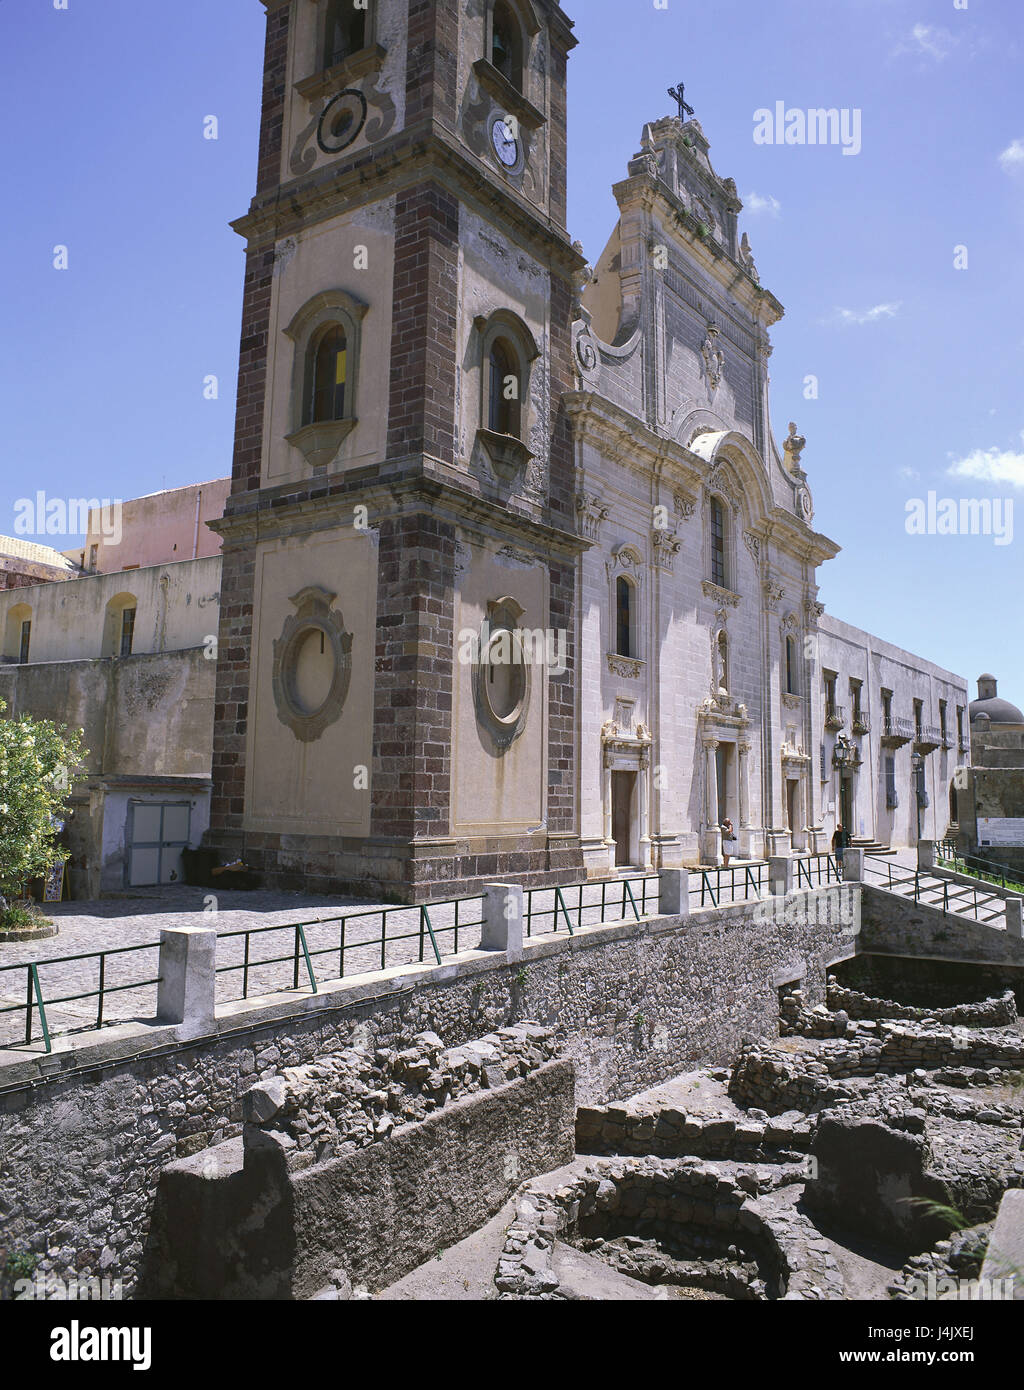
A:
[721,818,737,867]
[831,821,849,868]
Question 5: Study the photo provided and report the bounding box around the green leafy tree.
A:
[0,699,86,904]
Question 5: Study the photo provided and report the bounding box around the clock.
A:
[491,116,520,169]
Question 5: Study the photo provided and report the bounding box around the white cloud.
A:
[895,23,957,62]
[897,465,920,482]
[948,432,1024,489]
[998,139,1024,172]
[826,302,902,327]
[743,191,781,217]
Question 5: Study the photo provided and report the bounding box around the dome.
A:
[971,697,1024,725]
[970,673,1024,725]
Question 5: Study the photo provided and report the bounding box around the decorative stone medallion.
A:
[272,587,353,743]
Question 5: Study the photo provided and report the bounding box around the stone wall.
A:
[730,1026,1024,1114]
[143,1030,573,1299]
[825,978,1017,1029]
[0,890,852,1296]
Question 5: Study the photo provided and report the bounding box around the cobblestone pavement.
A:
[0,877,663,1053]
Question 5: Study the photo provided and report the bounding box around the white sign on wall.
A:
[977,817,1024,848]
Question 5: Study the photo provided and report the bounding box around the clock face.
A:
[491,116,520,169]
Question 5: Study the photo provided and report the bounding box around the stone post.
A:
[481,882,524,960]
[917,839,936,871]
[1005,898,1023,940]
[842,848,865,883]
[769,856,793,897]
[658,868,691,918]
[157,927,217,1038]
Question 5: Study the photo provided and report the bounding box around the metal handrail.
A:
[793,853,842,889]
[690,860,768,909]
[934,848,1024,894]
[862,854,1007,925]
[215,895,486,1000]
[0,942,162,1052]
[523,876,659,937]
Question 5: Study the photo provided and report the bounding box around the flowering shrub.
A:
[0,698,86,904]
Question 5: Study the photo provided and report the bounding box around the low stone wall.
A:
[778,987,849,1039]
[826,977,1017,1029]
[575,1100,813,1160]
[143,1040,575,1299]
[730,1025,1024,1114]
[495,1157,844,1300]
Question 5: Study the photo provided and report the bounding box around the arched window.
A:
[488,337,521,437]
[785,635,798,695]
[308,325,348,425]
[103,593,138,659]
[3,603,32,664]
[324,0,368,69]
[709,496,727,587]
[615,576,635,658]
[491,2,524,89]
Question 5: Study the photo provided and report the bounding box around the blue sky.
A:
[1,0,1021,704]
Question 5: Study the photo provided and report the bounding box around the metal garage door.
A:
[127,802,191,887]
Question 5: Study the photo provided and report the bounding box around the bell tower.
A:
[207,0,586,901]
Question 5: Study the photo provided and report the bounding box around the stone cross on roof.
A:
[667,82,694,123]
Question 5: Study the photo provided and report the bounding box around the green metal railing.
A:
[793,853,842,889]
[934,847,1024,895]
[523,876,659,937]
[863,853,1006,925]
[215,896,486,1001]
[0,943,162,1053]
[690,861,768,909]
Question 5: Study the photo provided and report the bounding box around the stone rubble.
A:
[242,1022,557,1164]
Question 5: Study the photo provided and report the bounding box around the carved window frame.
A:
[473,309,539,480]
[284,289,368,473]
[606,544,645,669]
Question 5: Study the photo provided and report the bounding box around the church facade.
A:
[203,0,969,900]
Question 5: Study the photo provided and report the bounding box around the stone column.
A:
[769,856,794,896]
[157,927,217,1039]
[481,883,524,960]
[703,738,720,862]
[639,750,652,868]
[842,848,865,883]
[1005,898,1023,940]
[602,754,613,849]
[917,839,935,871]
[658,868,691,918]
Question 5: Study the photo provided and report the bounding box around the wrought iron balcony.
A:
[880,716,915,746]
[959,735,971,754]
[824,705,845,731]
[851,713,870,735]
[941,731,954,750]
[915,725,943,752]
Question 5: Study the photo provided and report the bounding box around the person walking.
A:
[831,821,849,869]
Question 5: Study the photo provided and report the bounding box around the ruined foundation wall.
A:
[0,891,854,1297]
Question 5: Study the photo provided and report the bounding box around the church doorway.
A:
[839,776,853,837]
[716,743,734,826]
[786,779,800,842]
[611,770,636,866]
